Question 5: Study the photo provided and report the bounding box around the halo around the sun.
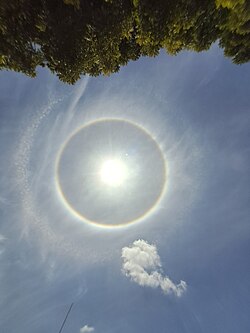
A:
[55,118,167,229]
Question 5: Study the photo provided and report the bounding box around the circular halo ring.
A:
[55,118,168,229]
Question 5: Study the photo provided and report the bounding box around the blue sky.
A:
[0,44,250,333]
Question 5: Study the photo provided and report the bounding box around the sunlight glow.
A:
[100,159,127,187]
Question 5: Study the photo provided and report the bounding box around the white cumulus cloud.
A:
[121,239,187,297]
[80,325,95,333]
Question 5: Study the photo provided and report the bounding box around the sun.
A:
[100,158,127,187]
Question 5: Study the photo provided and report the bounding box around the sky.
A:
[0,43,250,333]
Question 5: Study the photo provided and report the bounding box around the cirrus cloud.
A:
[121,239,187,297]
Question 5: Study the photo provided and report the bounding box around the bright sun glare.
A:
[100,159,127,187]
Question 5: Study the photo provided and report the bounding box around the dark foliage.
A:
[0,0,249,83]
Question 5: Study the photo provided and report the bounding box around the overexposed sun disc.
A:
[100,159,127,187]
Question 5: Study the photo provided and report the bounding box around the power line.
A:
[58,303,74,333]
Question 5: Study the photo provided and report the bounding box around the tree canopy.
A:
[0,0,249,83]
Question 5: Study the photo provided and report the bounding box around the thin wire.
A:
[58,303,74,333]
